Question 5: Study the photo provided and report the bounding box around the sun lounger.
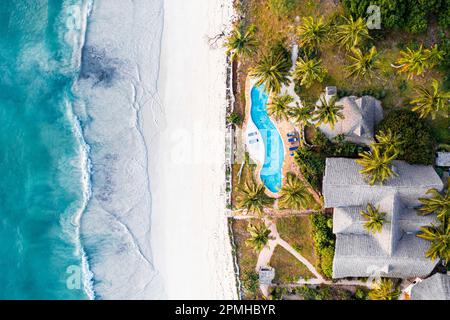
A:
[288,138,298,142]
[289,146,298,151]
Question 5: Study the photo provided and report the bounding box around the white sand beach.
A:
[144,0,238,299]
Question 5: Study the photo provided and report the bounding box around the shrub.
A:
[355,287,368,300]
[320,246,335,278]
[267,0,296,17]
[376,109,436,165]
[227,112,242,125]
[294,147,325,190]
[242,271,259,296]
[310,213,336,278]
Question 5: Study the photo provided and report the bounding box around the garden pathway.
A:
[256,218,374,297]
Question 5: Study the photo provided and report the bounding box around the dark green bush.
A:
[242,271,259,297]
[342,0,450,33]
[310,213,336,279]
[294,147,325,190]
[376,109,436,165]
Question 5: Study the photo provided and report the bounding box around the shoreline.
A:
[145,0,238,299]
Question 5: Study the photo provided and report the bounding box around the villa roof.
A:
[436,152,450,167]
[411,273,450,300]
[317,92,383,145]
[323,158,444,279]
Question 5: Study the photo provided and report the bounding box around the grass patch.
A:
[230,218,261,299]
[270,245,314,284]
[231,159,257,208]
[276,216,318,266]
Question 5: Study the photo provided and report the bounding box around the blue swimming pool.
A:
[250,85,285,193]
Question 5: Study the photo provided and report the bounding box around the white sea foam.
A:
[73,0,165,299]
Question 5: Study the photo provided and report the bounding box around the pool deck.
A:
[243,74,322,205]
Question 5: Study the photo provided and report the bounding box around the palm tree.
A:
[368,279,400,300]
[411,79,450,119]
[250,51,291,94]
[335,16,371,50]
[225,24,258,60]
[278,173,314,210]
[374,129,404,155]
[417,222,450,264]
[237,180,274,215]
[245,222,271,253]
[297,16,330,50]
[345,46,379,79]
[356,145,398,185]
[292,57,327,88]
[267,94,294,121]
[360,203,386,234]
[417,187,450,224]
[425,44,445,67]
[395,45,429,79]
[312,96,344,129]
[289,103,314,126]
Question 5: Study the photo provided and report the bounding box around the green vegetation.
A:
[395,45,445,79]
[418,187,450,223]
[297,16,330,51]
[335,16,371,50]
[310,213,335,278]
[360,203,387,234]
[411,79,450,119]
[345,46,379,79]
[376,110,436,165]
[267,94,293,121]
[417,184,450,264]
[236,181,274,215]
[342,0,450,32]
[356,144,398,185]
[312,96,344,129]
[270,245,314,283]
[250,43,291,93]
[368,279,400,300]
[294,146,325,191]
[276,216,318,266]
[227,112,243,125]
[267,0,296,17]
[373,129,404,155]
[225,23,258,60]
[274,285,367,300]
[246,222,272,253]
[230,219,260,299]
[278,173,315,210]
[293,57,327,89]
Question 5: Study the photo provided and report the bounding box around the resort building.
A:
[322,158,444,279]
[409,273,450,300]
[316,87,384,145]
[436,152,450,167]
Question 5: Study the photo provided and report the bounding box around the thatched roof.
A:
[411,273,450,300]
[323,158,444,279]
[317,91,383,145]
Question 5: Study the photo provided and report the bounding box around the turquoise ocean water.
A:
[0,0,91,299]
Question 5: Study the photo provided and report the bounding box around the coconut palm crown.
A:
[417,186,450,224]
[417,222,450,264]
[245,222,272,253]
[335,16,371,50]
[312,96,344,129]
[360,203,387,234]
[292,57,327,89]
[345,46,379,79]
[297,16,330,50]
[225,24,258,60]
[250,50,291,94]
[411,79,450,119]
[237,181,274,215]
[278,173,313,210]
[356,145,398,186]
[368,279,400,300]
[267,94,294,121]
[395,45,430,79]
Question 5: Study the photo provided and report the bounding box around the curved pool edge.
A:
[243,77,285,194]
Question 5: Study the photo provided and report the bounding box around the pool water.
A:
[250,85,285,193]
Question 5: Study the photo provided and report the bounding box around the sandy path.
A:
[143,0,237,299]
